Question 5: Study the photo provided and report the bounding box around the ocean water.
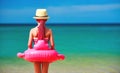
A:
[0,24,120,57]
[0,24,120,73]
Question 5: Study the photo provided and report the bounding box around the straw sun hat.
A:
[33,9,49,19]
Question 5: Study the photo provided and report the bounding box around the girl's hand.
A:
[50,46,55,50]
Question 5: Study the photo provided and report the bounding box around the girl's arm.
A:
[49,29,55,50]
[28,29,33,49]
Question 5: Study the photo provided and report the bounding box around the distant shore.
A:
[0,23,120,27]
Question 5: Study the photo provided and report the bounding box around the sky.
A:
[0,0,120,24]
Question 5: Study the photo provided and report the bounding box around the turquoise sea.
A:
[0,24,120,73]
[0,24,120,57]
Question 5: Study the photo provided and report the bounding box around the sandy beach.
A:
[0,54,120,73]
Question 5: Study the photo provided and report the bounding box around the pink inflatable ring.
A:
[17,49,65,62]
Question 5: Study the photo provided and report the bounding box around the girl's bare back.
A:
[31,27,51,39]
[28,26,54,49]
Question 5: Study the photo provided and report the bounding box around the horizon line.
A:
[0,23,120,27]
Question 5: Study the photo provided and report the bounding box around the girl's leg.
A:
[34,62,41,73]
[42,62,49,73]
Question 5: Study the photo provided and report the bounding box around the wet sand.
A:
[0,55,120,73]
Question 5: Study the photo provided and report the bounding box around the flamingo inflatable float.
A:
[17,40,65,62]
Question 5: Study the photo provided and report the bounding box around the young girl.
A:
[28,9,55,73]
